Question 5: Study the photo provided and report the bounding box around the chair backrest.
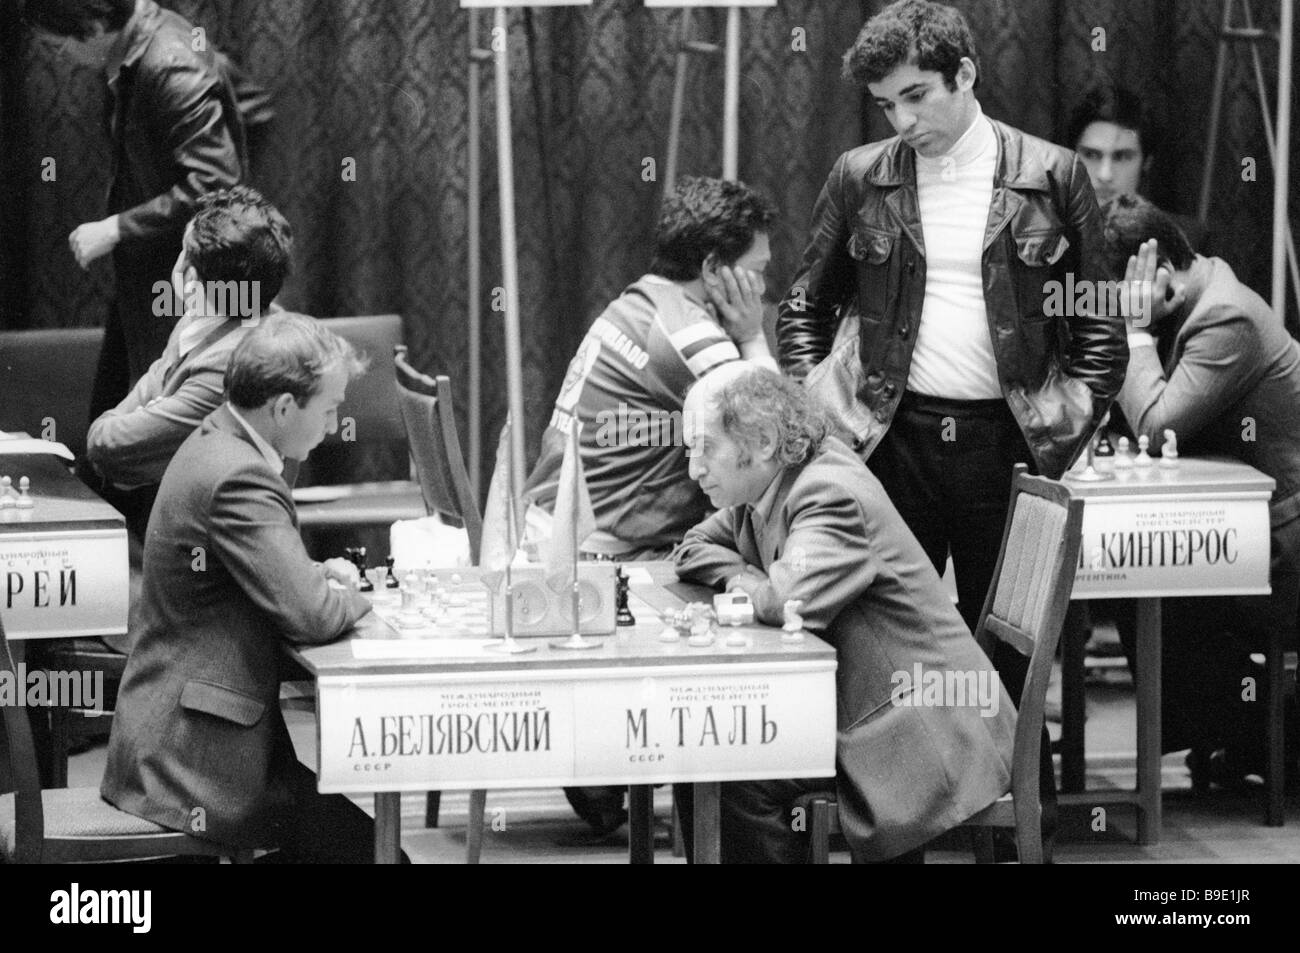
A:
[0,327,103,459]
[0,614,45,863]
[974,464,1084,790]
[393,346,483,563]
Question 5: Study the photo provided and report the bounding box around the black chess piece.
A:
[348,547,374,592]
[385,555,400,589]
[615,566,635,626]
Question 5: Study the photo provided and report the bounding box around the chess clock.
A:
[487,563,617,636]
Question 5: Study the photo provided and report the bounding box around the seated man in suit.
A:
[101,313,384,862]
[1103,195,1300,783]
[85,184,291,546]
[674,363,1016,862]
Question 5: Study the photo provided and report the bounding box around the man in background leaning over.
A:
[101,314,385,862]
[1103,195,1300,786]
[674,363,1015,863]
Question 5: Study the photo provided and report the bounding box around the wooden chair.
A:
[0,614,254,863]
[803,464,1084,864]
[393,346,482,562]
[392,346,489,862]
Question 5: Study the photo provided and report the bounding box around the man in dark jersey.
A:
[521,176,776,836]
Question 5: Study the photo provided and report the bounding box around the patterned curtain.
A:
[3,0,1297,483]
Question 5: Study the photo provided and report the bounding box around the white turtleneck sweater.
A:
[907,104,1002,399]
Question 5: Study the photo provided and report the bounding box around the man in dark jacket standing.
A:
[778,0,1126,639]
[52,0,246,419]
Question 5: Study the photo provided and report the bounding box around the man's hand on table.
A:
[319,557,361,590]
[725,565,769,602]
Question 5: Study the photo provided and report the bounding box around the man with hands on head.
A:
[1104,195,1300,782]
[101,313,393,863]
[522,175,776,837]
[674,362,1015,863]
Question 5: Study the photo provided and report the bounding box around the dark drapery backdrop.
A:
[2,0,1296,482]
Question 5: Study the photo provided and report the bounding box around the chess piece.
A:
[781,599,805,643]
[385,555,400,589]
[1093,427,1114,473]
[686,604,715,647]
[1114,436,1133,470]
[1160,429,1179,468]
[350,547,373,592]
[1134,434,1153,468]
[0,476,13,508]
[658,609,683,643]
[15,476,33,509]
[615,566,635,626]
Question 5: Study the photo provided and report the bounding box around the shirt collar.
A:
[225,403,284,475]
[175,314,229,361]
[749,464,795,527]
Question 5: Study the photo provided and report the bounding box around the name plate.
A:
[315,663,835,792]
[1072,494,1271,599]
[1,528,129,639]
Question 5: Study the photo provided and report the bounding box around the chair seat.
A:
[294,480,426,527]
[0,788,189,861]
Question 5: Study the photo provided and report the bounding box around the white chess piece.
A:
[781,599,805,643]
[15,476,33,508]
[1134,434,1153,468]
[1160,429,1180,468]
[0,476,13,508]
[1115,436,1133,469]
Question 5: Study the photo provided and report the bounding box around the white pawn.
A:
[0,476,12,508]
[1160,429,1180,468]
[1134,435,1153,468]
[1114,436,1133,469]
[15,476,33,508]
[781,599,806,643]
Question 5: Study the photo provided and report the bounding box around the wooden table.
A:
[288,561,838,863]
[1059,456,1276,841]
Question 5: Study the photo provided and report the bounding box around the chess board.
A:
[362,576,494,638]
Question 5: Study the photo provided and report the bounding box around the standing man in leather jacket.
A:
[41,0,248,420]
[778,0,1127,640]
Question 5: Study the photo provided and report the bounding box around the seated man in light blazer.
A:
[674,363,1016,863]
[85,184,291,546]
[101,313,384,862]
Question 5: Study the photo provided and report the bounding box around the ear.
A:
[701,251,721,282]
[955,57,977,92]
[271,393,296,421]
[754,422,780,464]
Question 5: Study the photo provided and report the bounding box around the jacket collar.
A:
[863,116,1054,193]
[104,0,159,86]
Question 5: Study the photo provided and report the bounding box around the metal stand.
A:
[662,5,745,192]
[1199,0,1297,329]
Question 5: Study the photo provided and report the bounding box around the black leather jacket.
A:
[105,0,244,244]
[777,118,1128,480]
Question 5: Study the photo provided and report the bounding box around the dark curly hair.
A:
[1065,82,1166,161]
[842,0,980,91]
[711,366,827,468]
[1100,194,1195,277]
[185,186,294,305]
[649,177,777,282]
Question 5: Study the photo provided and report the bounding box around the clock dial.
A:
[576,579,603,623]
[512,581,549,626]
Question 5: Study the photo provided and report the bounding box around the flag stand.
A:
[484,418,536,654]
[551,419,602,649]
